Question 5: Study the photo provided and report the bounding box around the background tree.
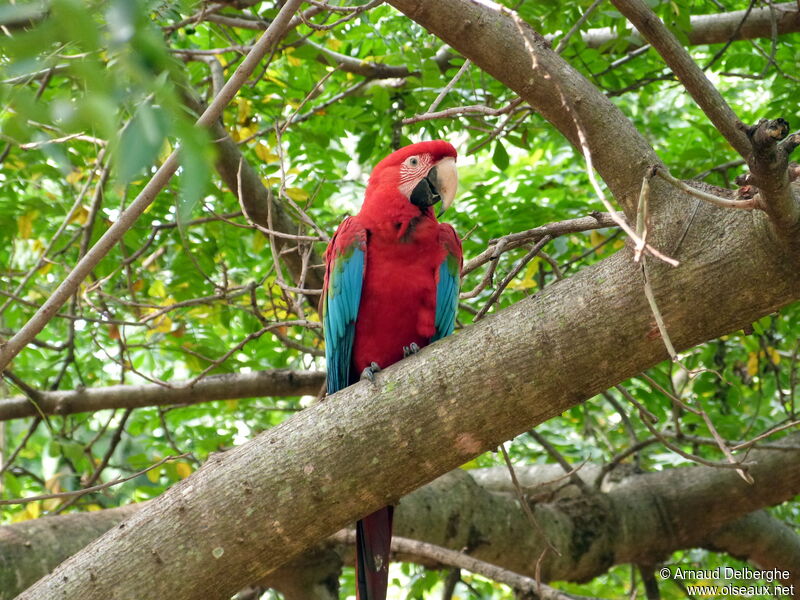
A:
[1,1,799,599]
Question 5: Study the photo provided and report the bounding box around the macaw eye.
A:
[408,156,419,167]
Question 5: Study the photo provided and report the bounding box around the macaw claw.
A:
[361,362,381,384]
[403,343,420,358]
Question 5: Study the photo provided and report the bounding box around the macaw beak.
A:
[409,156,458,217]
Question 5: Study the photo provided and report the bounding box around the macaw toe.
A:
[361,362,381,384]
[403,343,420,358]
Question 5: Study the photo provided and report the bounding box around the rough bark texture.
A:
[0,369,324,421]
[706,511,800,590]
[12,228,800,600]
[0,504,142,599]
[4,446,800,599]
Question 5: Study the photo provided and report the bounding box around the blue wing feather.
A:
[432,235,461,342]
[323,221,367,394]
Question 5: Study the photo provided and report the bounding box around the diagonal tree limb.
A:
[387,0,658,214]
[0,0,305,373]
[609,0,751,158]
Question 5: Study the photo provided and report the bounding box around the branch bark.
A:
[705,511,800,590]
[5,446,800,599]
[580,3,800,50]
[0,369,324,421]
[610,0,751,158]
[387,0,658,213]
[6,3,800,599]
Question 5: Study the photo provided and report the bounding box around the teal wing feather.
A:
[432,224,463,342]
[323,217,367,394]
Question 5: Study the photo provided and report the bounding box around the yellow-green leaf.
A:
[17,211,39,239]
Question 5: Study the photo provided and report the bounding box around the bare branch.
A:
[610,0,751,158]
[579,2,800,50]
[334,531,592,600]
[0,454,189,506]
[0,369,324,421]
[463,212,622,276]
[403,98,522,125]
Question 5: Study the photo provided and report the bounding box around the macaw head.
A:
[363,140,458,220]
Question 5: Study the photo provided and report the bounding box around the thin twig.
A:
[463,212,622,276]
[554,0,604,54]
[474,236,551,321]
[402,98,523,125]
[499,443,562,557]
[529,429,591,494]
[0,453,189,506]
[331,531,591,600]
[427,59,471,113]
[654,167,757,210]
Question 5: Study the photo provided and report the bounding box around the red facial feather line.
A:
[398,154,433,197]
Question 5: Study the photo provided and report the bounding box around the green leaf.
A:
[116,104,166,184]
[177,126,212,228]
[52,0,100,51]
[492,140,509,171]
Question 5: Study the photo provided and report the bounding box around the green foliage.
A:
[0,1,798,598]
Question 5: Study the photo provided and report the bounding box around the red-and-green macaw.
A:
[322,140,462,600]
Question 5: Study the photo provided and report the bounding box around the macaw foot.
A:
[360,362,381,384]
[403,342,420,358]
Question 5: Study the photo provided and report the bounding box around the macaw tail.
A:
[355,506,394,600]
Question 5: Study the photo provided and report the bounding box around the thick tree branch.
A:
[462,212,623,275]
[388,0,658,213]
[0,0,306,373]
[580,3,800,50]
[0,369,323,421]
[705,511,800,590]
[5,446,800,599]
[333,532,595,600]
[610,0,751,158]
[0,504,143,600]
[746,120,800,234]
